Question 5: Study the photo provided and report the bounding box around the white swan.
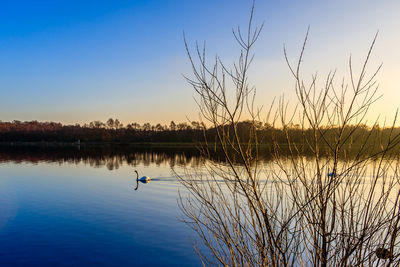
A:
[134,170,151,191]
[135,170,151,182]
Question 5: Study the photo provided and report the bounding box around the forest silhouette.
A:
[1,119,400,158]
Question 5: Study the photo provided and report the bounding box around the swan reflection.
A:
[134,179,152,190]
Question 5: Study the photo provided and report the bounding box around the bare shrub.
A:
[179,4,400,267]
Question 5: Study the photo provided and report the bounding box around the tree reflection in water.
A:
[0,144,206,169]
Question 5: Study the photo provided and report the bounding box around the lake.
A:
[0,145,206,266]
[2,144,397,266]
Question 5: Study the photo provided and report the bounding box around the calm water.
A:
[1,145,398,266]
[0,146,205,266]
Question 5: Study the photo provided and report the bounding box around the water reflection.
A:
[0,144,204,168]
[0,144,285,170]
[0,145,203,266]
[134,179,151,191]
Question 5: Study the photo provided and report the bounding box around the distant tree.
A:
[191,121,201,130]
[177,122,188,131]
[106,118,115,129]
[142,123,151,131]
[132,122,140,130]
[170,121,176,131]
[93,121,104,128]
[156,123,164,132]
[114,119,122,129]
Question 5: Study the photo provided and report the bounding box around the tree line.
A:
[1,119,400,156]
[0,119,205,143]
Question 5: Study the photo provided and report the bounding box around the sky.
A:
[0,0,399,126]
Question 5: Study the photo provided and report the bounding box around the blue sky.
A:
[1,1,399,125]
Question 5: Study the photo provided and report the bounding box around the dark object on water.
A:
[327,168,335,178]
[376,247,392,260]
